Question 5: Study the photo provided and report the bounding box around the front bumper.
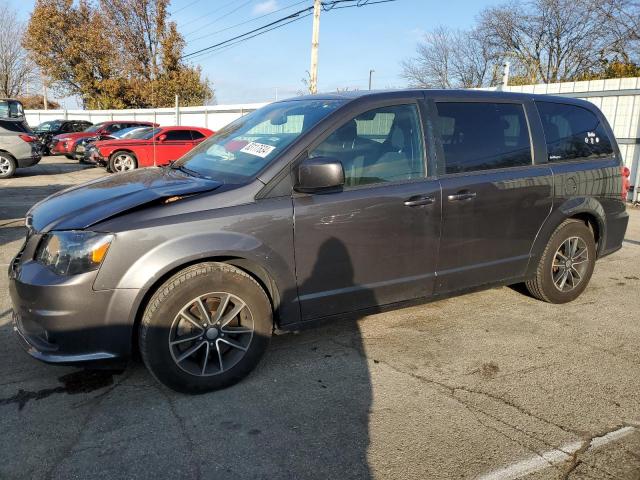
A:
[8,238,139,366]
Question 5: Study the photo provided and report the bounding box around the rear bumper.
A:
[16,153,42,168]
[8,256,140,366]
[601,208,629,257]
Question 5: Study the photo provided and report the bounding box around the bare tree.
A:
[477,0,629,83]
[401,26,498,88]
[0,1,35,98]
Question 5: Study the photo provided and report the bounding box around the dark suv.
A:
[9,90,629,393]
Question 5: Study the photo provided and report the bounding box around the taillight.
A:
[18,134,37,143]
[621,166,630,201]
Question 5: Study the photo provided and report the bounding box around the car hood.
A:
[27,167,222,233]
[53,132,95,141]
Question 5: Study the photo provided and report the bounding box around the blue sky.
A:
[9,0,501,105]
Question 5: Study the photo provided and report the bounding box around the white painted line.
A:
[478,426,636,480]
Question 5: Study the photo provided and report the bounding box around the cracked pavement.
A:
[1,156,639,479]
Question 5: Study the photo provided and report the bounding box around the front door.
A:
[154,129,195,165]
[293,102,442,320]
[432,100,553,293]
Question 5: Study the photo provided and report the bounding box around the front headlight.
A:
[36,231,113,276]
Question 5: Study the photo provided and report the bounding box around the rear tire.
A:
[139,262,272,394]
[525,219,596,303]
[0,153,17,178]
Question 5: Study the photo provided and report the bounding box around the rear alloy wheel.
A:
[109,151,137,172]
[139,262,272,393]
[525,219,596,303]
[0,154,17,178]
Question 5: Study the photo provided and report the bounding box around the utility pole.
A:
[501,62,510,90]
[309,0,321,94]
[42,74,48,111]
[368,69,375,90]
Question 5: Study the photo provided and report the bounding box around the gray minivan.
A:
[0,119,41,178]
[9,90,629,393]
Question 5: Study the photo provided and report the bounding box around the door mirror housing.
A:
[157,134,167,142]
[294,157,345,193]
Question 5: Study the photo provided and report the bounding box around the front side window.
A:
[174,99,345,183]
[536,101,613,162]
[435,102,532,174]
[309,104,425,187]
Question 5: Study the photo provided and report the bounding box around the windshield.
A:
[173,99,345,183]
[35,120,62,131]
[125,127,154,139]
[111,126,146,138]
[85,122,105,132]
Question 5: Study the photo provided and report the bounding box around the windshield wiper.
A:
[171,163,205,178]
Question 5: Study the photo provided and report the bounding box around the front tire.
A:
[0,153,17,178]
[525,219,596,303]
[139,262,273,394]
[109,151,137,172]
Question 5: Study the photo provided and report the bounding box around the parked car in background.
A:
[92,126,214,172]
[9,90,629,393]
[0,118,41,178]
[0,98,25,119]
[75,126,153,162]
[51,120,157,159]
[33,120,93,155]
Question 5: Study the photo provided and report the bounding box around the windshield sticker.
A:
[585,131,600,144]
[240,142,276,158]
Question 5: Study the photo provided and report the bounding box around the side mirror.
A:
[294,157,345,193]
[157,134,167,142]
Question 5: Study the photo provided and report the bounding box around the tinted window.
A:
[164,130,193,141]
[190,130,205,140]
[0,120,30,133]
[61,122,74,132]
[104,124,122,133]
[310,104,425,187]
[536,101,613,162]
[435,102,532,174]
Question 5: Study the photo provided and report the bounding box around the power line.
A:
[186,12,314,62]
[187,0,308,43]
[171,0,204,15]
[179,0,252,31]
[181,0,397,60]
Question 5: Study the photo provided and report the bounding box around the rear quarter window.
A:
[536,101,614,162]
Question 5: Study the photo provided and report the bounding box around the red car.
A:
[92,126,214,172]
[51,120,158,157]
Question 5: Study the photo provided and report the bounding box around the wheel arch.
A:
[128,256,282,359]
[526,197,607,278]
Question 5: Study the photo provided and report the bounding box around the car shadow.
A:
[0,238,375,479]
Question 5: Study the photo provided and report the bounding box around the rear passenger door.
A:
[432,98,553,293]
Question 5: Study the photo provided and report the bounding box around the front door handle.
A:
[404,195,435,207]
[447,191,477,202]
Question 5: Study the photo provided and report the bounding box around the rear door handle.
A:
[447,191,477,202]
[404,195,435,207]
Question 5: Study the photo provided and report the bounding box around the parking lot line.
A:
[478,426,636,480]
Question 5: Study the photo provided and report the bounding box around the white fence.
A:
[24,103,267,132]
[25,77,640,200]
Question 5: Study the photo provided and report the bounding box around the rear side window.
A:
[435,102,532,174]
[190,130,205,140]
[0,120,30,133]
[164,130,193,141]
[536,102,613,162]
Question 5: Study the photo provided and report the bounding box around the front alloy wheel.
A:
[140,262,272,393]
[169,292,254,376]
[110,152,137,172]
